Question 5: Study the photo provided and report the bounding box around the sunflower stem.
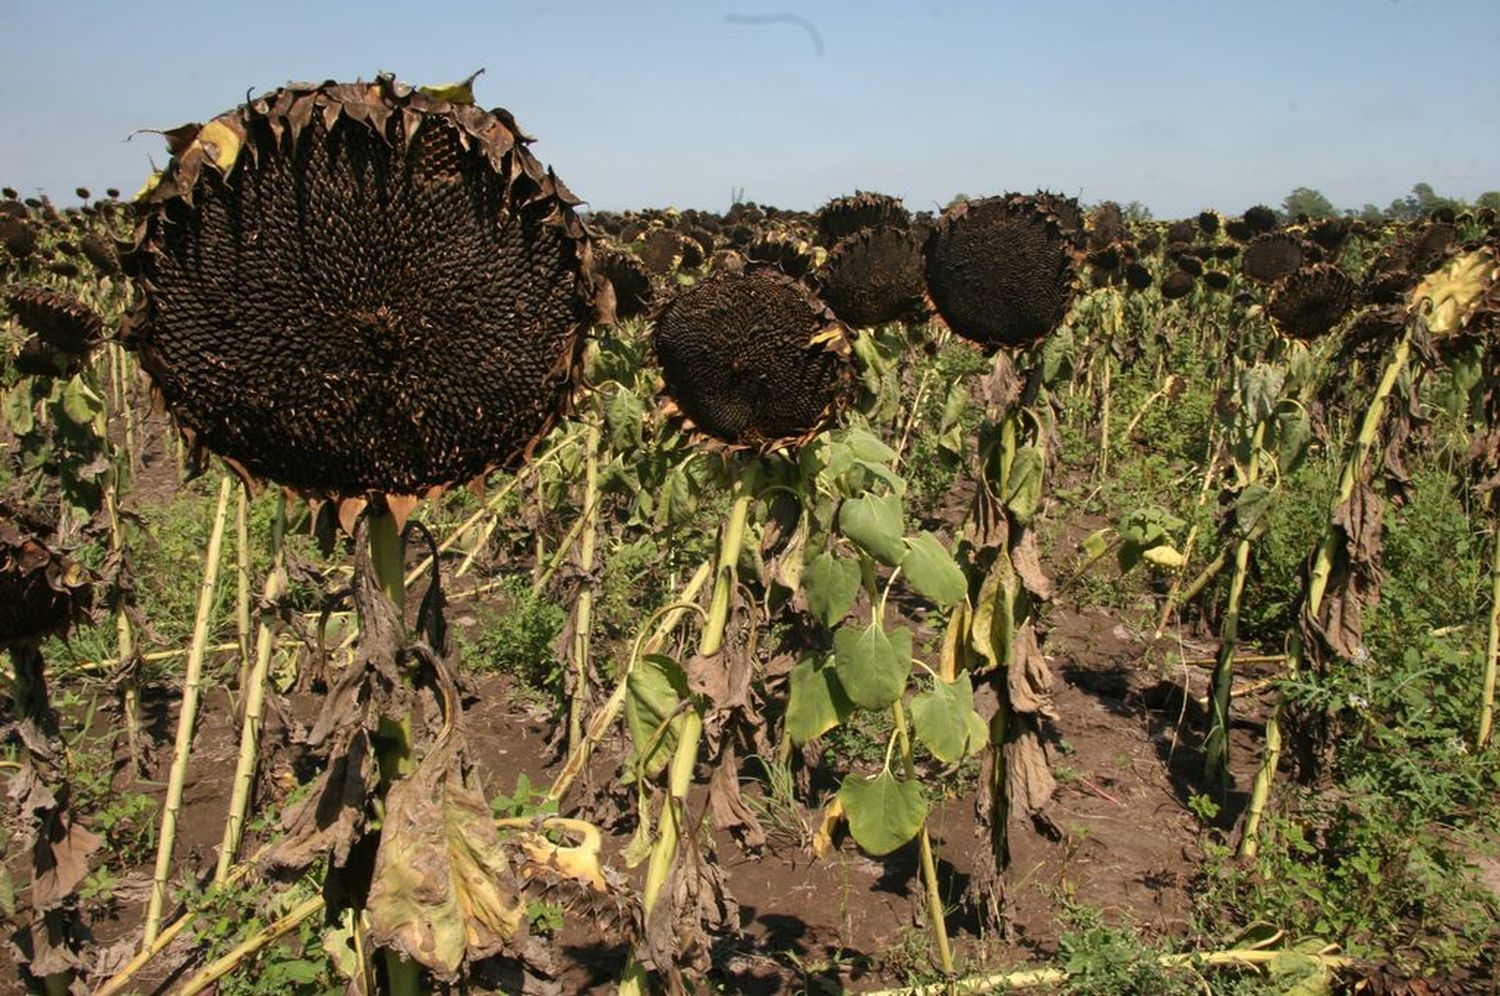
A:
[1204,420,1265,794]
[144,474,234,944]
[233,487,252,706]
[1481,511,1500,749]
[567,419,602,753]
[1241,325,1412,858]
[216,491,286,880]
[892,700,954,976]
[631,463,758,988]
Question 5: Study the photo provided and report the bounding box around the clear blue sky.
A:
[2,1,1496,219]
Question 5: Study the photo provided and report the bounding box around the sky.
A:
[2,1,1497,219]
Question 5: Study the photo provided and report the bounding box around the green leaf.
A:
[899,532,967,607]
[2,387,34,437]
[1275,406,1312,475]
[804,551,862,627]
[844,426,897,466]
[838,492,906,566]
[59,377,102,427]
[1004,445,1044,524]
[786,658,853,744]
[1239,364,1285,424]
[833,623,912,710]
[1079,527,1112,561]
[910,673,976,763]
[1234,481,1273,537]
[605,387,644,451]
[838,770,927,856]
[625,654,691,780]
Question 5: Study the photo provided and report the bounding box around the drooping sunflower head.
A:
[121,74,602,503]
[594,245,655,321]
[652,267,853,450]
[1407,245,1500,337]
[1241,232,1306,284]
[6,287,107,377]
[1268,264,1357,340]
[816,226,927,328]
[923,192,1084,350]
[815,191,909,246]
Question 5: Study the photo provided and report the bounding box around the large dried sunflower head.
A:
[120,74,601,502]
[1268,263,1357,340]
[6,286,106,355]
[923,192,1083,350]
[652,267,852,450]
[1241,232,1306,284]
[816,226,927,328]
[594,245,655,321]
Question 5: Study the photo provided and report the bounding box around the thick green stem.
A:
[365,508,420,996]
[892,702,954,976]
[144,474,234,944]
[1154,439,1222,639]
[1241,328,1412,858]
[569,421,602,752]
[1479,517,1500,748]
[216,492,286,880]
[1096,354,1112,483]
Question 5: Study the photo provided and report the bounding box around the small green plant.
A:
[457,577,567,693]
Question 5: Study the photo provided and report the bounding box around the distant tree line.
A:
[1282,182,1500,223]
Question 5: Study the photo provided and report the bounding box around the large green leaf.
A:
[833,623,912,710]
[786,658,853,744]
[838,492,906,566]
[900,532,967,607]
[605,386,644,451]
[1004,445,1044,525]
[804,551,862,627]
[910,673,978,763]
[844,426,897,465]
[624,654,691,780]
[838,770,927,856]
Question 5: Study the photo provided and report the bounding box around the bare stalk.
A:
[143,474,235,943]
[233,487,252,699]
[568,419,602,751]
[1479,515,1500,748]
[174,895,325,996]
[216,492,287,880]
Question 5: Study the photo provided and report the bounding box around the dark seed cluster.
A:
[1268,263,1357,340]
[923,193,1083,349]
[122,78,597,499]
[1241,232,1306,284]
[653,267,851,447]
[816,226,926,328]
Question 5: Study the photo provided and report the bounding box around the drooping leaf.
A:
[899,532,967,607]
[625,653,691,780]
[1004,445,1044,524]
[838,770,927,856]
[838,492,906,566]
[832,622,912,710]
[786,657,853,744]
[1234,481,1274,537]
[804,551,862,626]
[844,426,897,465]
[910,672,977,763]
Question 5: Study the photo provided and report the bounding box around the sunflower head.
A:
[816,226,927,328]
[1268,264,1357,340]
[652,267,853,450]
[816,191,909,246]
[120,75,602,505]
[1407,246,1500,337]
[1242,232,1306,284]
[923,192,1083,349]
